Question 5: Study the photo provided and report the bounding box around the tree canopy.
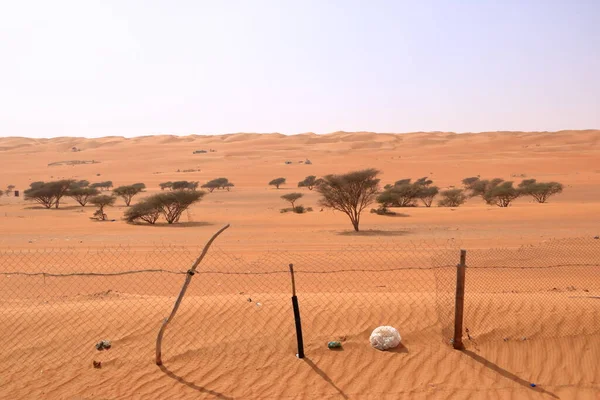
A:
[90,195,116,220]
[438,189,468,207]
[297,176,323,190]
[518,179,563,203]
[201,178,232,192]
[482,181,521,207]
[137,190,205,224]
[316,169,380,231]
[67,187,100,206]
[281,192,304,208]
[24,180,74,209]
[269,177,286,189]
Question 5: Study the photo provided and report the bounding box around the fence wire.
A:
[0,237,599,398]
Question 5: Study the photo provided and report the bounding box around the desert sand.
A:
[1,130,599,399]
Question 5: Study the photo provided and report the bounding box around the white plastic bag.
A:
[370,326,401,350]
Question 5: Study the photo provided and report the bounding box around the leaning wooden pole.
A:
[453,249,467,350]
[155,224,230,365]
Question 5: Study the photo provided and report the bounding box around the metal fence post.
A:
[453,250,467,350]
[289,263,305,358]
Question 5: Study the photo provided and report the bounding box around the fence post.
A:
[289,263,305,359]
[453,249,467,350]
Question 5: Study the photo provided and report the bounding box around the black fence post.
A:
[289,263,305,358]
[453,250,467,350]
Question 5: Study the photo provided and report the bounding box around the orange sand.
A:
[0,131,599,399]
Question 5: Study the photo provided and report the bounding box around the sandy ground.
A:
[0,130,599,399]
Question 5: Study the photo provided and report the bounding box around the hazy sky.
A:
[1,1,599,138]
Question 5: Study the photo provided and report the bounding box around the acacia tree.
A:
[24,180,74,209]
[483,181,520,207]
[113,185,145,206]
[281,192,303,208]
[438,189,468,207]
[159,182,173,191]
[70,180,90,189]
[49,180,74,208]
[6,185,15,195]
[298,176,321,190]
[171,180,199,191]
[462,177,504,198]
[124,201,161,224]
[417,186,440,207]
[518,179,563,203]
[201,178,233,192]
[91,181,113,191]
[316,169,380,232]
[90,195,116,221]
[376,182,420,208]
[269,177,286,189]
[68,187,100,206]
[24,184,55,208]
[144,190,205,224]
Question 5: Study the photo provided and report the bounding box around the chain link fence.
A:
[0,237,598,398]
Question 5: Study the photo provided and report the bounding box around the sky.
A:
[1,1,599,138]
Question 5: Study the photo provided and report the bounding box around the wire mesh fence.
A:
[0,237,599,397]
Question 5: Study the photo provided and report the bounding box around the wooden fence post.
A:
[289,263,305,358]
[453,249,467,350]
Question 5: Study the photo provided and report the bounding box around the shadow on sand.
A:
[158,364,233,400]
[462,350,559,399]
[131,221,215,228]
[24,205,83,211]
[337,229,410,237]
[303,357,349,399]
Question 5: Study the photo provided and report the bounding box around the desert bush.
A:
[113,185,145,206]
[132,182,146,191]
[280,206,312,214]
[269,177,286,189]
[518,179,563,203]
[124,201,161,224]
[316,169,380,232]
[89,195,116,221]
[370,207,397,216]
[67,187,100,206]
[24,180,74,209]
[142,190,205,224]
[438,189,468,207]
[293,205,306,214]
[281,192,303,208]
